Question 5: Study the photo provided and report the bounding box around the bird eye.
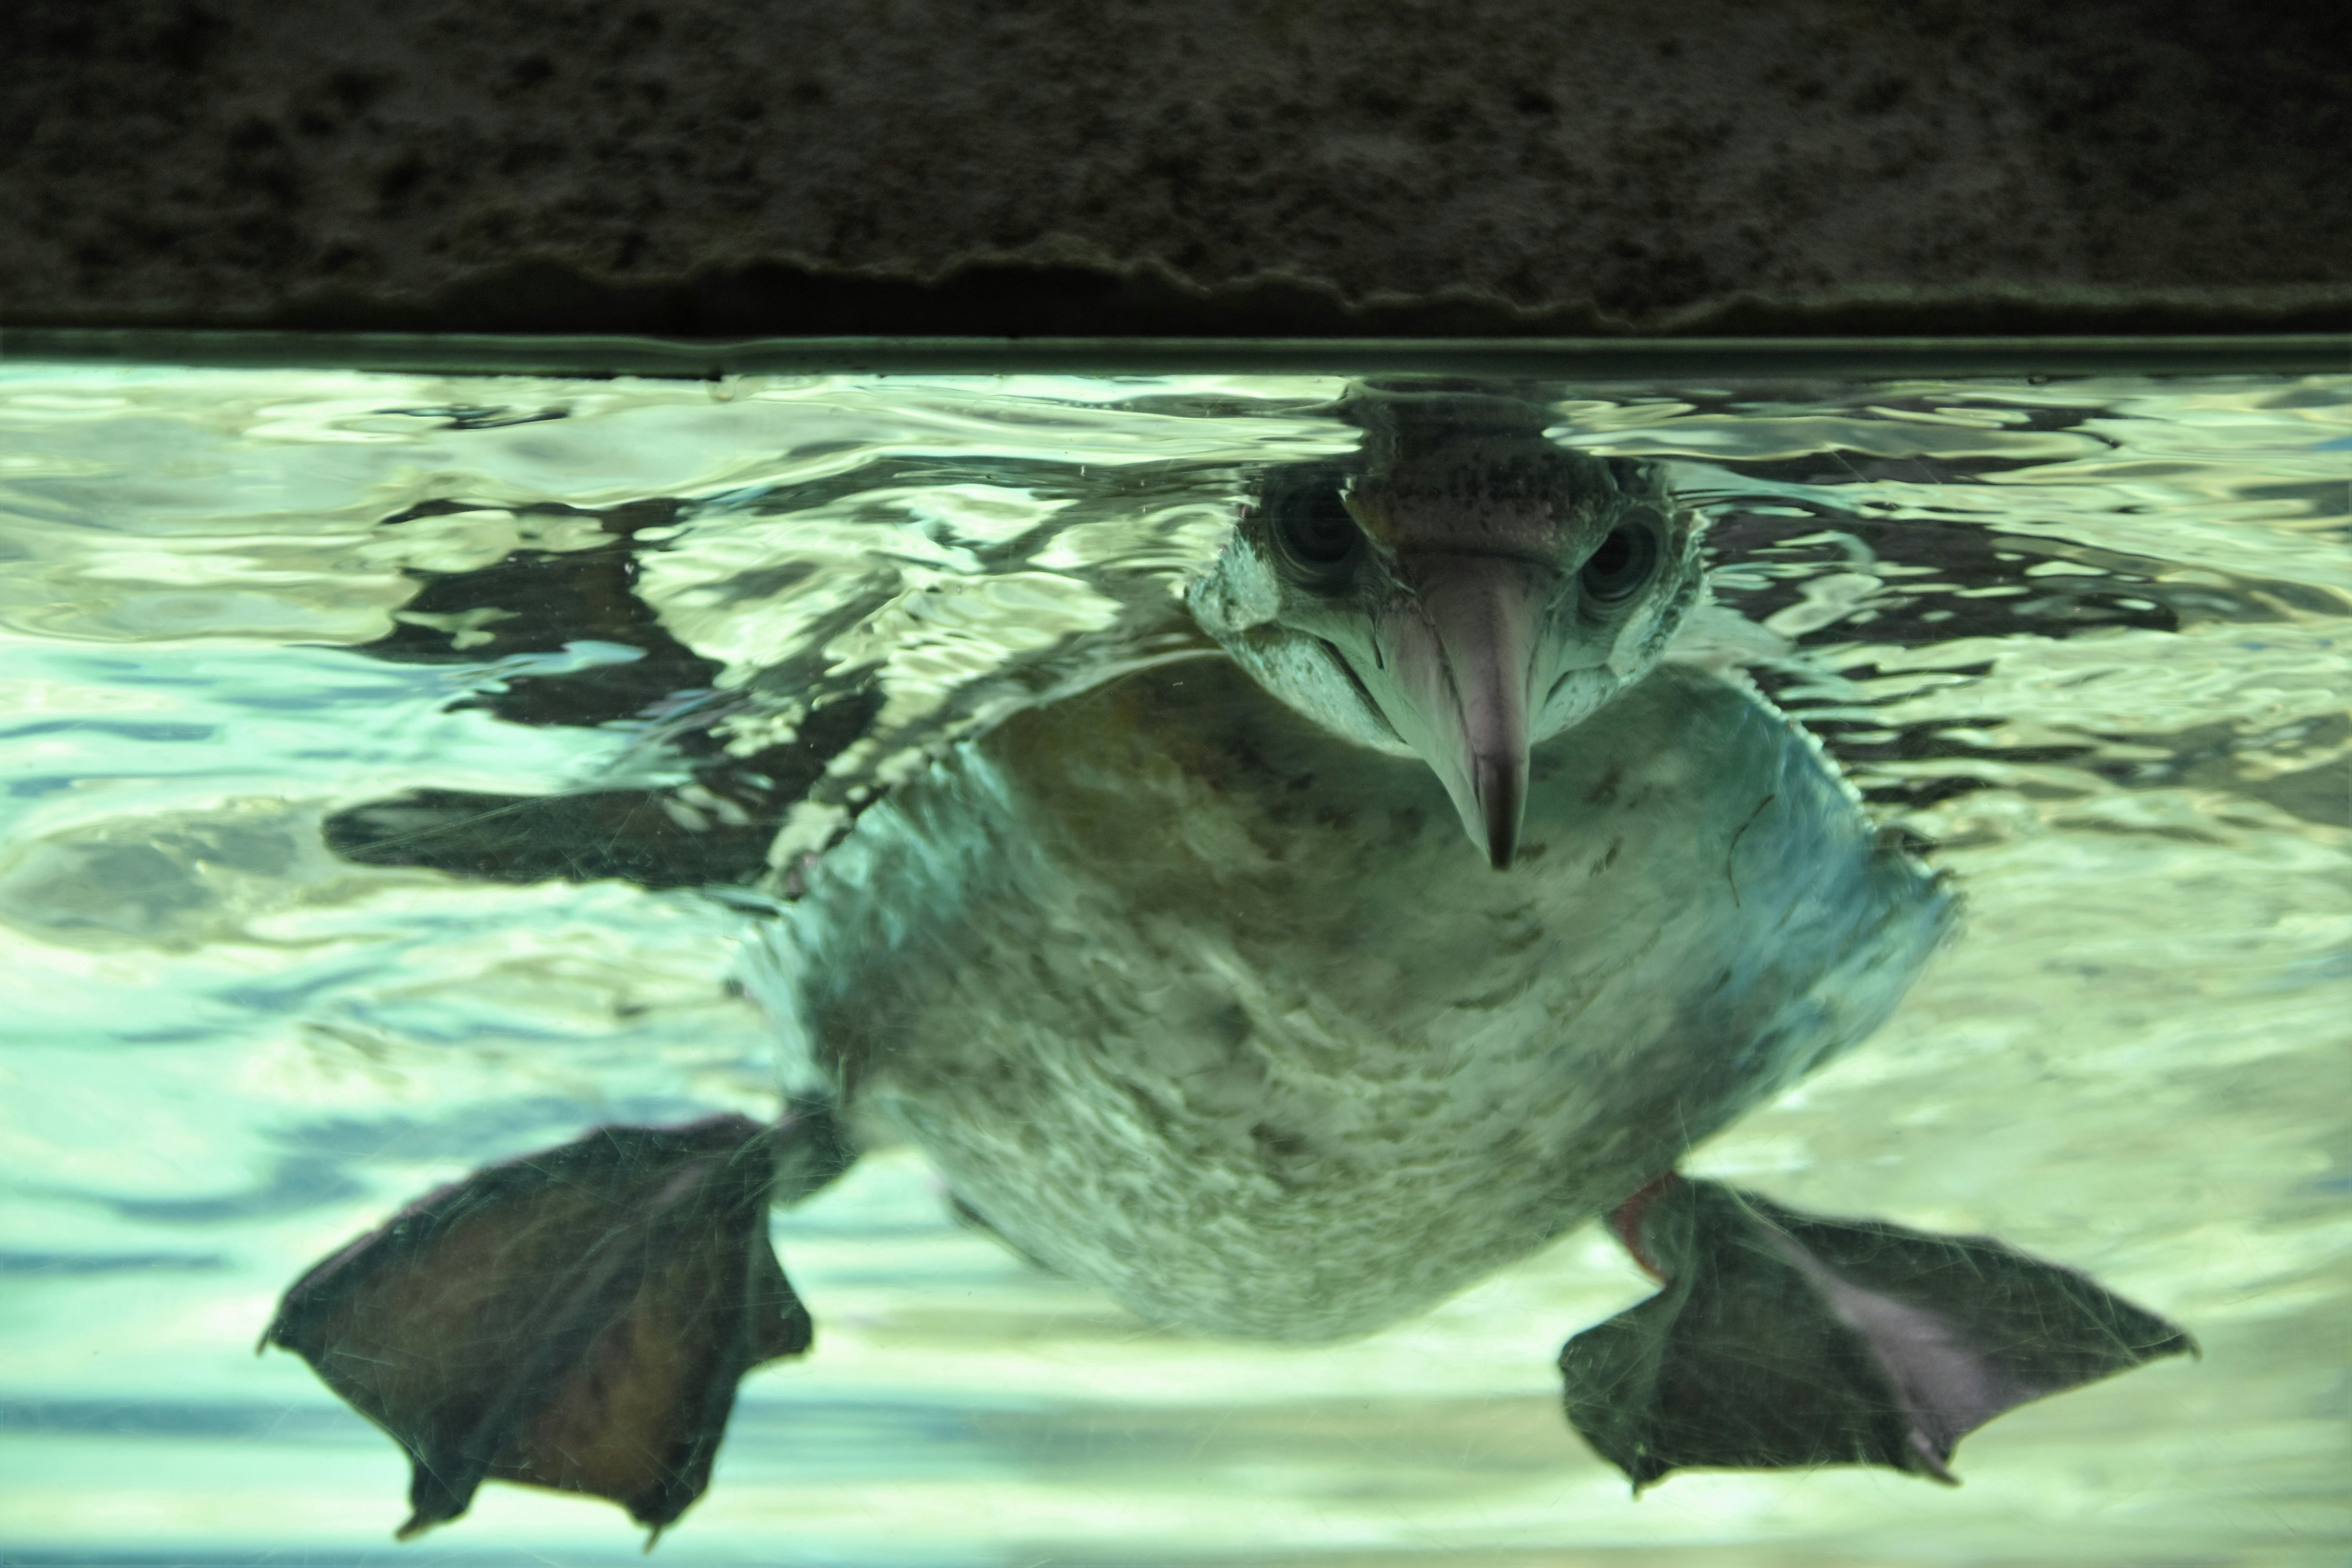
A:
[1272,485,1363,584]
[1581,524,1658,604]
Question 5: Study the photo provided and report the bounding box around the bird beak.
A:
[1372,554,1550,869]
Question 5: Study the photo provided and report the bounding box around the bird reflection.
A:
[265,387,2190,1543]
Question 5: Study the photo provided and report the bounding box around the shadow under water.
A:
[0,361,2345,1566]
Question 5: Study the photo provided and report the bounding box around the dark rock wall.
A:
[4,0,2347,334]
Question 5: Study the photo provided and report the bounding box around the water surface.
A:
[0,361,2346,1565]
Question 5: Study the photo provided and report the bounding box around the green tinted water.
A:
[0,358,2346,1565]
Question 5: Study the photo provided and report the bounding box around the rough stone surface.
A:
[3,0,2347,334]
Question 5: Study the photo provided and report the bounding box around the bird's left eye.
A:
[1272,485,1364,584]
[1581,523,1659,604]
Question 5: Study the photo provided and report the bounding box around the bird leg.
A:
[261,1107,852,1544]
[1560,1173,2195,1488]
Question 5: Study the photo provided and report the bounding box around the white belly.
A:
[750,660,1949,1340]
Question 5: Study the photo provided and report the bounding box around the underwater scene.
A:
[0,356,2345,1567]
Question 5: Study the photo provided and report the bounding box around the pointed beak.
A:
[1372,554,1550,869]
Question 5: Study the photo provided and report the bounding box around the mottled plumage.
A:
[753,655,1949,1340]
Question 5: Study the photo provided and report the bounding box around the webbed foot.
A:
[1560,1174,2195,1488]
[261,1114,815,1543]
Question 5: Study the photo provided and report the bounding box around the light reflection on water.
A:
[0,363,2346,1566]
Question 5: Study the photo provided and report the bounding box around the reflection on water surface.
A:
[0,360,2346,1566]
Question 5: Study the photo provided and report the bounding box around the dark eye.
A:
[1581,524,1659,604]
[1272,485,1363,584]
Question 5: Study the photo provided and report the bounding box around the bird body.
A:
[753,654,1952,1340]
[266,389,2188,1541]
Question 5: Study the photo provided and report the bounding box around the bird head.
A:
[1187,388,1706,869]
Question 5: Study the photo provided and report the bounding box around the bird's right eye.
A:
[1272,485,1363,585]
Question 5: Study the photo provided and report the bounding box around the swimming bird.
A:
[265,388,2190,1541]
